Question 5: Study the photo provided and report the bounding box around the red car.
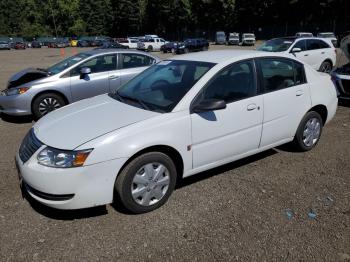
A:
[14,42,26,49]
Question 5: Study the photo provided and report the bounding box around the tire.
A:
[115,152,177,214]
[291,111,323,152]
[171,48,175,54]
[184,48,189,53]
[319,60,332,73]
[32,93,66,119]
[147,45,153,52]
[202,46,208,51]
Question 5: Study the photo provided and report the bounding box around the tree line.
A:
[0,0,347,40]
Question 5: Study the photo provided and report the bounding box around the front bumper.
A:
[16,153,128,209]
[0,92,32,116]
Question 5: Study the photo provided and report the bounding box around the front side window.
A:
[259,58,306,92]
[111,60,215,112]
[121,54,155,69]
[307,39,321,50]
[292,39,307,51]
[47,53,91,75]
[202,60,256,103]
[71,55,117,76]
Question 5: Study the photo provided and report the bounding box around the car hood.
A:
[341,35,350,62]
[7,68,48,88]
[33,94,160,150]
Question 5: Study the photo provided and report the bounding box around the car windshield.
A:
[110,60,215,113]
[244,34,255,38]
[47,53,91,75]
[318,33,335,38]
[257,38,295,52]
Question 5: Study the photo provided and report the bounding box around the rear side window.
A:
[121,54,155,69]
[259,58,306,93]
[318,40,330,48]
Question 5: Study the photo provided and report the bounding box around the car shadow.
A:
[176,149,278,189]
[0,113,34,124]
[21,188,108,220]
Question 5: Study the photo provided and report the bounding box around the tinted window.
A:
[318,40,330,48]
[294,62,306,85]
[121,54,155,69]
[71,55,116,76]
[307,39,321,50]
[259,59,295,92]
[202,60,256,103]
[292,39,306,51]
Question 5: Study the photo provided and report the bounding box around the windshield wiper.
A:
[115,91,150,111]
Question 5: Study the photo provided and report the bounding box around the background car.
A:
[96,41,128,49]
[331,35,350,101]
[0,41,11,50]
[0,50,160,119]
[296,32,314,38]
[15,50,337,214]
[14,42,26,49]
[241,33,256,46]
[257,37,336,73]
[228,33,239,45]
[317,32,338,47]
[175,38,209,53]
[118,38,138,49]
[77,39,90,47]
[215,31,226,45]
[160,42,180,53]
[31,41,41,48]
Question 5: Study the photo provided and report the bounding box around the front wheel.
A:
[291,111,323,151]
[115,152,177,213]
[32,93,66,119]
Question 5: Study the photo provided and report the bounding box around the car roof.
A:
[170,50,282,63]
[82,49,157,57]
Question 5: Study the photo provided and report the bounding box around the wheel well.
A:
[323,59,333,67]
[31,90,69,112]
[117,145,184,183]
[309,105,328,124]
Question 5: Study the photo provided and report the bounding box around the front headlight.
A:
[4,87,29,96]
[37,147,93,168]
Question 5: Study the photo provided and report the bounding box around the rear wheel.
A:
[115,152,177,213]
[319,61,332,73]
[32,93,66,119]
[291,111,323,151]
[184,48,189,53]
[147,45,153,52]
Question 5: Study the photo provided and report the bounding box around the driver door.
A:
[69,54,117,101]
[191,60,263,169]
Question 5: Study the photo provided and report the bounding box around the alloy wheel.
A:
[38,97,62,116]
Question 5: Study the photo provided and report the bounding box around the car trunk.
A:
[7,68,48,89]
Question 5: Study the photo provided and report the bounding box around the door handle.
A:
[109,75,119,80]
[321,52,325,54]
[304,54,309,56]
[296,90,304,96]
[247,104,259,111]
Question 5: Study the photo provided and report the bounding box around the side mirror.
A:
[192,99,226,113]
[291,47,302,53]
[80,67,91,75]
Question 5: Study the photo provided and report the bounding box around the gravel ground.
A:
[0,46,349,262]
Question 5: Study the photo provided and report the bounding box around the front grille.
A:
[19,129,43,163]
[341,79,350,94]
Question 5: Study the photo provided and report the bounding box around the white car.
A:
[317,32,338,47]
[16,50,338,213]
[118,38,138,49]
[241,33,256,46]
[137,38,168,52]
[258,37,337,73]
[296,32,314,38]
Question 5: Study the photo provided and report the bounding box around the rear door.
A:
[257,57,311,147]
[69,54,117,101]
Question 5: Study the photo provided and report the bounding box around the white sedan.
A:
[16,50,338,213]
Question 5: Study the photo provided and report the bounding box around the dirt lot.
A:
[0,46,349,261]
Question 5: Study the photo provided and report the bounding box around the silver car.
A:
[0,49,160,118]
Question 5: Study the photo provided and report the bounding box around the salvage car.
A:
[137,37,167,52]
[215,31,226,45]
[257,37,336,73]
[175,38,209,54]
[118,38,138,49]
[15,50,337,213]
[241,33,256,46]
[0,41,11,50]
[160,42,180,53]
[14,42,26,49]
[0,50,160,118]
[331,35,350,101]
[228,33,239,45]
